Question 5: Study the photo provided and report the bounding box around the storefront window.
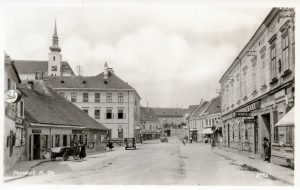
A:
[55,135,60,147]
[286,127,293,145]
[41,135,48,149]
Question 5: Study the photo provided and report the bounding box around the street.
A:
[8,137,286,185]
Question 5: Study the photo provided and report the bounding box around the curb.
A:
[212,149,293,185]
[4,160,50,183]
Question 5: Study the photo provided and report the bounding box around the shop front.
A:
[27,123,82,160]
[221,101,261,156]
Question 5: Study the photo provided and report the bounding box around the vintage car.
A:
[124,138,136,150]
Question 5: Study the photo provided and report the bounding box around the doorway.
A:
[261,113,271,155]
[63,135,68,146]
[227,124,230,148]
[254,116,258,154]
[33,134,41,160]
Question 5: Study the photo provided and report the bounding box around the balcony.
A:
[281,69,292,79]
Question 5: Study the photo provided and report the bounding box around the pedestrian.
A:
[182,138,186,146]
[263,137,271,162]
[79,144,86,159]
[211,138,216,149]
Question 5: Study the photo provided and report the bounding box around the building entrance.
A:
[33,134,41,160]
[261,113,271,155]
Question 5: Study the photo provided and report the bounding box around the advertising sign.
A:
[5,90,22,103]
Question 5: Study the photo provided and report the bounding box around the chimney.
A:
[27,81,34,90]
[104,62,108,81]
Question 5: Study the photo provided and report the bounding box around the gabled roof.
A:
[18,81,109,131]
[189,101,209,118]
[13,60,74,75]
[140,107,159,122]
[202,96,221,115]
[44,71,135,90]
[152,108,184,117]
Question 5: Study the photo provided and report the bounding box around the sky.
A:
[3,3,274,108]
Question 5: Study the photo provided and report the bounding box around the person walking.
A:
[79,144,86,159]
[211,138,216,149]
[182,138,186,146]
[263,137,271,162]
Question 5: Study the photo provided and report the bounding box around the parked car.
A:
[124,138,136,150]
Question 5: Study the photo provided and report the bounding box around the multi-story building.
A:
[13,21,74,80]
[140,107,161,140]
[4,53,25,173]
[18,80,109,160]
[45,63,141,139]
[219,8,295,167]
[152,108,184,137]
[188,96,221,142]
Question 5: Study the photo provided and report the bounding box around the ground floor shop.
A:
[221,83,294,167]
[27,123,109,160]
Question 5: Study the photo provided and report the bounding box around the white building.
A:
[45,63,141,139]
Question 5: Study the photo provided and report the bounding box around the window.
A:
[245,126,248,140]
[118,109,124,119]
[232,126,235,139]
[53,56,55,61]
[206,119,208,126]
[106,93,112,102]
[270,43,277,79]
[20,101,24,117]
[71,92,77,102]
[106,109,113,119]
[150,125,152,131]
[7,78,11,90]
[274,127,279,143]
[118,93,124,103]
[83,93,89,102]
[282,33,289,71]
[94,109,100,119]
[51,66,57,71]
[15,128,23,146]
[95,93,100,103]
[55,135,60,147]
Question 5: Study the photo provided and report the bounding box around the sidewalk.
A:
[212,146,294,185]
[3,147,124,183]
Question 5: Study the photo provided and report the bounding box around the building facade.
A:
[18,80,109,160]
[140,107,161,140]
[219,8,295,166]
[152,108,184,137]
[188,96,221,142]
[45,63,141,140]
[4,53,26,173]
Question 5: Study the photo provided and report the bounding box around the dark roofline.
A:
[11,61,22,83]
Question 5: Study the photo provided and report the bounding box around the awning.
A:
[201,128,214,135]
[275,108,294,127]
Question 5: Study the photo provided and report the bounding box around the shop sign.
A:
[235,112,251,117]
[32,129,41,133]
[222,112,235,121]
[244,118,255,124]
[275,89,285,100]
[5,90,22,103]
[72,130,83,134]
[246,102,260,112]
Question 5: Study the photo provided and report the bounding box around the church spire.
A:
[49,19,61,52]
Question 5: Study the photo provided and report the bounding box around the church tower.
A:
[48,20,62,76]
